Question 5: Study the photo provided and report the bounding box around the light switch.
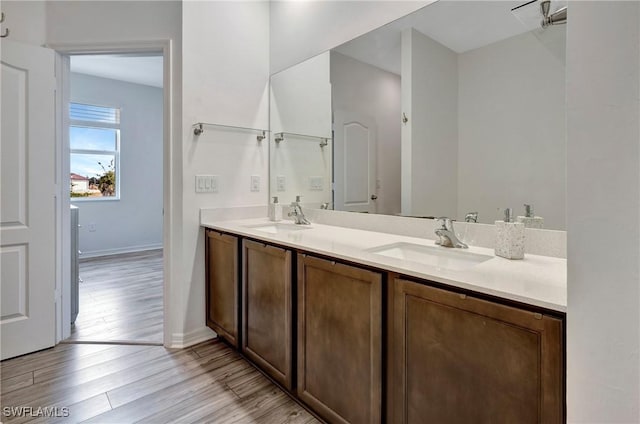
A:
[277,175,286,192]
[196,175,218,193]
[250,175,260,192]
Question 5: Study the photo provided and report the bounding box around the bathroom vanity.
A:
[202,218,565,423]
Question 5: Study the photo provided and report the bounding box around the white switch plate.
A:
[309,176,324,191]
[276,175,286,192]
[250,175,260,192]
[88,222,96,232]
[211,176,218,193]
[195,175,218,193]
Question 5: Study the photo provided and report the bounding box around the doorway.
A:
[58,49,169,345]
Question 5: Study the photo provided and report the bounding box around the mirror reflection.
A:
[270,0,567,230]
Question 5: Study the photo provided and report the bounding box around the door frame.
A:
[49,40,175,345]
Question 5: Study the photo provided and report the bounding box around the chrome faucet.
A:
[288,195,310,225]
[435,217,468,248]
[465,212,478,223]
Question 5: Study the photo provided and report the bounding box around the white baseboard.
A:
[80,243,163,259]
[169,326,217,349]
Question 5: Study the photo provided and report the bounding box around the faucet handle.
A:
[465,212,478,223]
[436,217,452,230]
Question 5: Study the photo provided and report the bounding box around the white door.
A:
[333,111,377,213]
[1,40,57,359]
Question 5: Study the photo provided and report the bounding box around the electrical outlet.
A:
[88,222,96,232]
[250,175,260,192]
[309,176,324,191]
[376,179,382,190]
[276,175,286,192]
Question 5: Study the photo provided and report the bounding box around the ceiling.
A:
[70,54,163,88]
[334,0,565,75]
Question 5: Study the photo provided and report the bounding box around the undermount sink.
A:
[367,242,492,271]
[245,222,312,234]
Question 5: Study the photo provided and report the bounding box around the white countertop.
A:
[201,218,567,313]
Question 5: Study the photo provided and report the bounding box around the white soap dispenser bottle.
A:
[268,196,282,222]
[495,208,525,260]
[516,204,544,229]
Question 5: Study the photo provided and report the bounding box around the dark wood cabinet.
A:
[205,230,239,347]
[390,277,563,424]
[297,254,382,424]
[242,239,293,390]
[204,229,565,423]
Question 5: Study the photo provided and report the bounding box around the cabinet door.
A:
[242,240,292,390]
[297,254,382,424]
[392,278,563,424]
[205,230,239,347]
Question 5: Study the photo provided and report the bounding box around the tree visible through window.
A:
[69,103,121,199]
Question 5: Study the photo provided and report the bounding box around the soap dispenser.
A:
[517,204,544,229]
[495,208,525,260]
[268,196,282,222]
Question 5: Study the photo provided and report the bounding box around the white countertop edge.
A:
[201,218,567,313]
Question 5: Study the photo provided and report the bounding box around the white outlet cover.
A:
[211,175,219,193]
[309,176,323,191]
[277,175,286,192]
[250,175,260,192]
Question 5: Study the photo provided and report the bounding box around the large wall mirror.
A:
[270,0,567,230]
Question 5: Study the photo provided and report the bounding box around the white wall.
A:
[330,51,401,215]
[181,1,270,341]
[567,1,640,422]
[270,51,332,207]
[401,28,458,218]
[1,1,46,46]
[70,72,163,257]
[458,29,566,229]
[270,139,332,208]
[271,51,332,137]
[269,0,432,74]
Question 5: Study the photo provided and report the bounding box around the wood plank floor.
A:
[0,339,320,423]
[69,250,163,344]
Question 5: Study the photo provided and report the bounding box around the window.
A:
[69,103,120,199]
